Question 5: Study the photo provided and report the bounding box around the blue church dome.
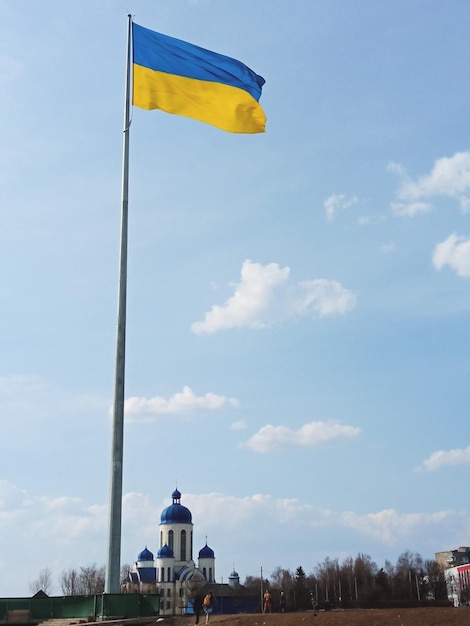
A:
[157,544,174,558]
[198,543,214,559]
[137,546,154,561]
[160,489,192,524]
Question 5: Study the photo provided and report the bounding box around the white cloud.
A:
[182,491,316,531]
[124,386,239,421]
[324,193,358,221]
[0,374,108,424]
[0,375,58,421]
[340,508,452,543]
[244,420,361,453]
[287,278,357,317]
[380,242,396,254]
[0,481,459,549]
[230,420,247,430]
[433,233,470,277]
[192,260,289,334]
[191,260,356,335]
[0,480,106,546]
[389,151,470,216]
[390,201,431,217]
[418,446,470,471]
[358,215,387,225]
[0,479,31,511]
[175,492,460,550]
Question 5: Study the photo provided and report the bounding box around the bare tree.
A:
[59,564,105,596]
[121,563,131,585]
[242,575,264,591]
[60,568,79,595]
[394,550,423,602]
[78,564,105,595]
[315,557,339,606]
[29,568,53,595]
[423,559,447,601]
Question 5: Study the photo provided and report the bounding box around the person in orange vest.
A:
[203,591,214,624]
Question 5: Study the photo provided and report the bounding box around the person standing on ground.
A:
[203,590,214,624]
[310,592,318,615]
[193,593,203,625]
[263,589,272,613]
[279,590,286,613]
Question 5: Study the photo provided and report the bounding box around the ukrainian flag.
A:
[132,23,266,134]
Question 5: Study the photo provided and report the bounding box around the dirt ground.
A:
[165,607,470,626]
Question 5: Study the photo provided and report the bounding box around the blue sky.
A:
[1,0,470,597]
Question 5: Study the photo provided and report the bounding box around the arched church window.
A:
[209,567,213,582]
[160,531,163,547]
[203,567,207,579]
[181,530,186,561]
[161,567,164,582]
[168,530,174,550]
[167,567,171,582]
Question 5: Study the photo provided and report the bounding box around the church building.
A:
[122,488,216,614]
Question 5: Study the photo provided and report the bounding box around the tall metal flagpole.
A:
[105,13,132,595]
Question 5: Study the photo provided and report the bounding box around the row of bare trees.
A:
[243,551,449,610]
[29,564,128,596]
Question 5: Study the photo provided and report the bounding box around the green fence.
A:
[0,594,160,622]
